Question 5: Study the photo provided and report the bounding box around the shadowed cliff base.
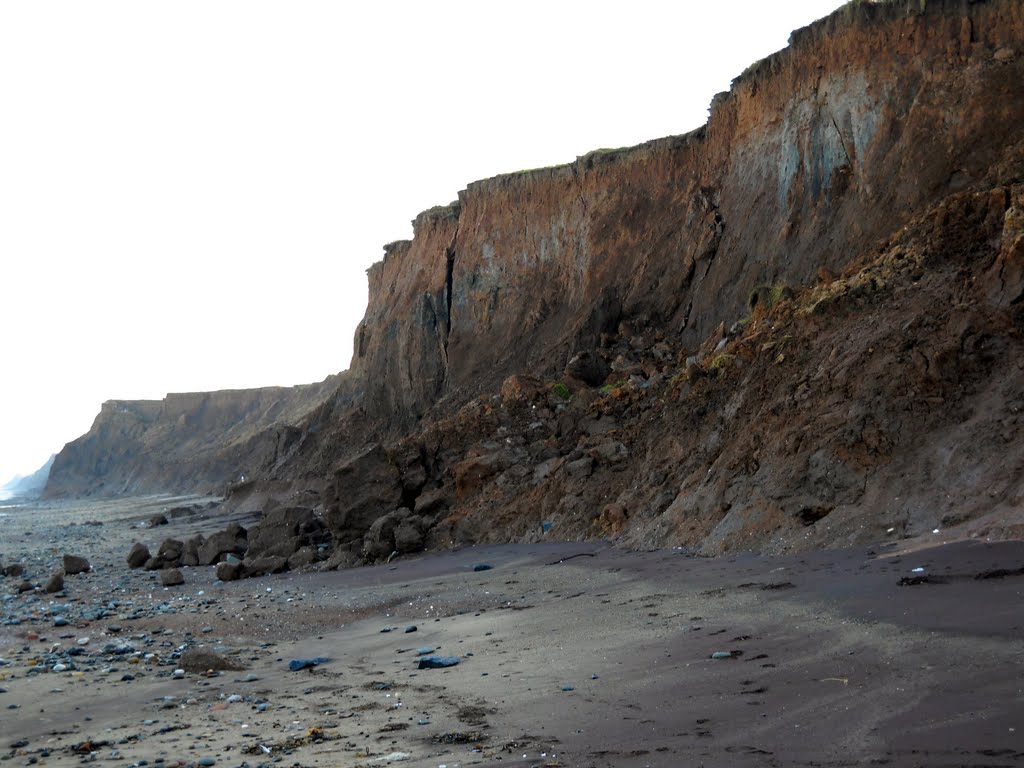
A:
[45,0,1024,564]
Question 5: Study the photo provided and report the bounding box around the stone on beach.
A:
[197,524,248,566]
[288,657,329,671]
[126,542,150,569]
[417,655,460,669]
[215,560,243,581]
[159,568,185,587]
[62,554,90,575]
[157,538,185,567]
[180,648,246,673]
[43,571,65,593]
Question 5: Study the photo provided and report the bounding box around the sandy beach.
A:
[1,496,1023,767]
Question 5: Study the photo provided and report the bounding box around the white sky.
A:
[0,0,843,483]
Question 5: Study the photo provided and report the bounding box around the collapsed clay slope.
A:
[47,0,1024,558]
[350,181,1023,560]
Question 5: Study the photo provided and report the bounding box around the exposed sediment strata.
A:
[46,0,1024,557]
[352,0,1024,422]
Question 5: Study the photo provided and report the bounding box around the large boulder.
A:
[63,554,91,575]
[157,539,185,568]
[287,546,319,570]
[325,445,404,542]
[243,555,288,577]
[126,542,150,569]
[363,508,427,562]
[160,568,185,587]
[43,571,65,593]
[215,560,243,582]
[362,510,403,562]
[246,507,327,560]
[394,519,425,554]
[181,534,204,567]
[198,525,248,566]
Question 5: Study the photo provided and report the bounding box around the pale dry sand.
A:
[1,497,1023,767]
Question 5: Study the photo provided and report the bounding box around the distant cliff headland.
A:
[47,0,1024,562]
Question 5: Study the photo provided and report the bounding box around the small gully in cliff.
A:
[6,1,1024,766]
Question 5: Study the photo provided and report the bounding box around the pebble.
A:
[472,563,493,572]
[404,625,417,633]
[711,651,735,660]
[172,669,185,679]
[53,616,69,627]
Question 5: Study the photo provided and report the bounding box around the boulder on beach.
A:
[182,534,204,567]
[215,560,243,581]
[246,506,329,560]
[43,571,65,593]
[157,538,185,567]
[63,554,90,575]
[198,524,248,566]
[243,555,288,576]
[126,542,150,569]
[160,568,185,586]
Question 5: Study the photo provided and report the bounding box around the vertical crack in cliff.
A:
[830,113,854,169]
[443,224,458,361]
[702,208,725,280]
[680,299,693,332]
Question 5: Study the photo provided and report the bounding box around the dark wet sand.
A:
[1,497,1023,767]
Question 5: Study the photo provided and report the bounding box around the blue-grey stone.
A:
[417,655,460,670]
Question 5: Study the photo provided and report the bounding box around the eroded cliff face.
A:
[354,0,1024,421]
[48,0,1024,561]
[45,376,347,497]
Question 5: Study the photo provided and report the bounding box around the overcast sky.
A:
[0,0,844,483]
